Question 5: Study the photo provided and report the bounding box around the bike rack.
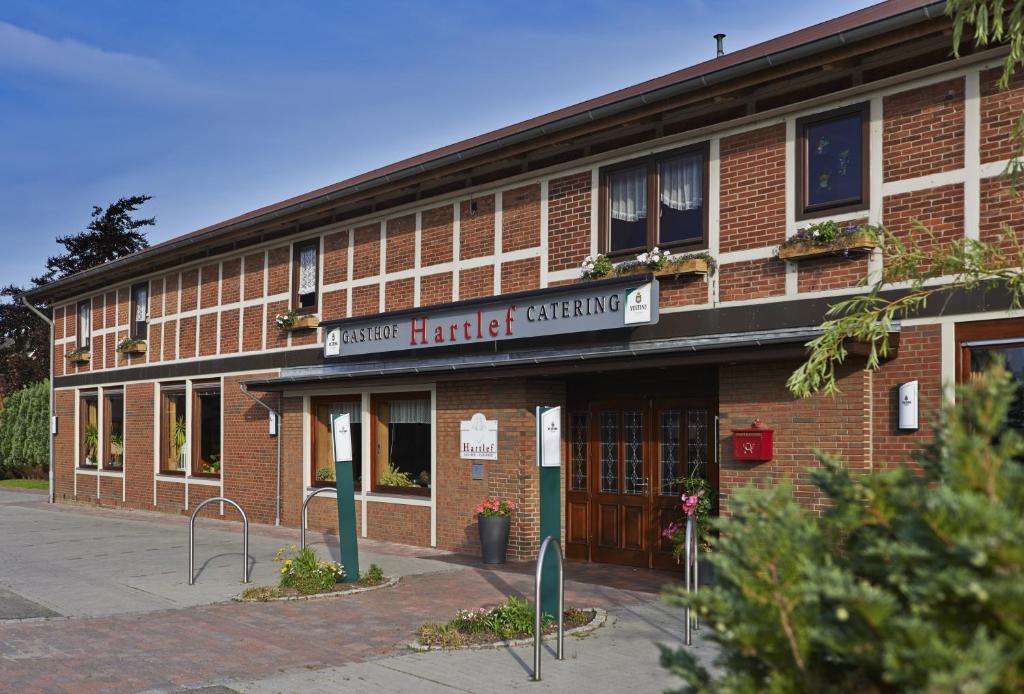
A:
[300,487,337,549]
[188,496,249,585]
[684,515,699,645]
[532,535,564,682]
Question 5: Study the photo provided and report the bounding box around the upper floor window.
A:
[292,240,319,314]
[796,102,869,219]
[130,283,148,340]
[77,300,91,350]
[600,143,709,256]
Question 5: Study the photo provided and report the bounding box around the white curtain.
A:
[135,287,147,323]
[389,399,430,424]
[298,246,317,295]
[660,154,703,211]
[610,168,647,222]
[329,401,361,424]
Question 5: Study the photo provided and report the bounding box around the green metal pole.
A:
[334,460,360,583]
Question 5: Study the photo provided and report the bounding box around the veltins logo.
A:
[623,283,652,325]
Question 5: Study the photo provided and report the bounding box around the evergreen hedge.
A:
[0,380,49,478]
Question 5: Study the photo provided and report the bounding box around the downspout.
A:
[240,383,282,526]
[20,296,54,503]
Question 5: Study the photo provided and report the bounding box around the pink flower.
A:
[662,521,681,540]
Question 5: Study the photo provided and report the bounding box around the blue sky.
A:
[0,0,873,289]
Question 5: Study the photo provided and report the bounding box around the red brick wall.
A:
[719,362,870,516]
[547,172,591,272]
[421,205,454,266]
[180,269,199,312]
[124,382,154,508]
[353,223,381,280]
[500,257,540,294]
[386,214,416,273]
[460,195,496,260]
[54,390,75,500]
[502,184,541,252]
[797,255,869,293]
[322,289,347,322]
[979,175,1023,251]
[352,285,379,317]
[243,253,265,301]
[883,78,965,181]
[660,275,708,308]
[198,313,217,357]
[720,124,786,252]
[420,272,453,307]
[883,183,964,261]
[265,300,288,349]
[222,258,241,304]
[242,305,264,351]
[718,258,786,302]
[366,502,431,547]
[323,231,349,285]
[385,278,414,312]
[219,309,240,354]
[199,264,219,308]
[460,265,494,300]
[267,246,290,296]
[980,67,1024,163]
[221,374,280,524]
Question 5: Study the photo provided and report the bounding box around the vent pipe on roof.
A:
[714,33,726,57]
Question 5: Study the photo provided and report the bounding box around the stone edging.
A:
[232,576,399,602]
[408,607,609,652]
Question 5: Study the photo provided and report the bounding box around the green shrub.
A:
[274,545,344,595]
[661,364,1024,693]
[0,380,49,478]
[485,596,544,639]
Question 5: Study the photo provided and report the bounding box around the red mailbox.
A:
[732,420,773,462]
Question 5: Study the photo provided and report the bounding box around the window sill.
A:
[366,488,431,502]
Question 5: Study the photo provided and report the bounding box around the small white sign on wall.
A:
[460,413,498,460]
[623,283,653,325]
[332,413,353,462]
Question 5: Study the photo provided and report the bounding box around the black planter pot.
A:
[478,515,511,564]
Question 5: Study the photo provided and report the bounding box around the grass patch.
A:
[417,597,595,649]
[0,479,47,490]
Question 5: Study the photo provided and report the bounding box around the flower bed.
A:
[235,545,392,602]
[238,575,397,602]
[778,221,877,261]
[416,596,599,650]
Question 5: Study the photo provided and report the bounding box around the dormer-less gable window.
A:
[796,102,870,219]
[292,240,319,314]
[77,300,91,350]
[130,283,148,340]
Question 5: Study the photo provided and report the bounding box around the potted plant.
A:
[83,424,98,466]
[109,433,124,468]
[778,221,878,261]
[275,309,319,331]
[116,337,147,354]
[475,496,516,564]
[170,415,187,471]
[67,347,90,364]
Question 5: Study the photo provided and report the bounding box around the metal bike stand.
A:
[300,487,337,549]
[189,496,249,585]
[532,535,564,682]
[684,515,700,645]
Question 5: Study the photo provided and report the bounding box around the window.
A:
[292,240,319,314]
[104,390,124,470]
[600,143,709,255]
[130,283,148,340]
[958,319,1024,432]
[796,102,869,219]
[192,383,221,476]
[77,300,91,350]
[79,392,98,467]
[371,393,431,496]
[160,384,188,474]
[312,398,362,489]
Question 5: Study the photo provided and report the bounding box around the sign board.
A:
[324,279,659,358]
[332,413,353,462]
[460,412,498,460]
[538,406,562,467]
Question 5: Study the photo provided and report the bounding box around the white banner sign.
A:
[460,413,498,460]
[332,413,353,462]
[539,406,562,467]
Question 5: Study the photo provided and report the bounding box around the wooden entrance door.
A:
[566,397,716,570]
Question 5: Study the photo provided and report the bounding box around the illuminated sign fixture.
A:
[322,277,660,358]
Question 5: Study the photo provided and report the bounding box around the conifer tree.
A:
[661,365,1024,692]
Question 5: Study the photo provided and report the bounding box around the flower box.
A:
[283,315,320,331]
[778,229,878,261]
[616,258,709,279]
[118,341,147,355]
[67,350,91,364]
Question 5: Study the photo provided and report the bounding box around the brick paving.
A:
[0,561,669,693]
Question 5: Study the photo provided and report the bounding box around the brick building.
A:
[24,1,1024,568]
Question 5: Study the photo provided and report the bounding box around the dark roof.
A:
[24,0,945,302]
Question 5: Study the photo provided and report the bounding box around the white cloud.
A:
[0,22,218,104]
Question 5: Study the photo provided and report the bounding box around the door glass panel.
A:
[570,413,588,491]
[687,410,708,479]
[623,410,645,495]
[599,412,618,493]
[659,410,681,495]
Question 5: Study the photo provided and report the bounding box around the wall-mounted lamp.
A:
[898,380,919,431]
[268,412,278,436]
